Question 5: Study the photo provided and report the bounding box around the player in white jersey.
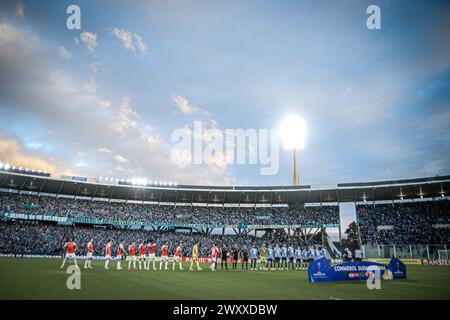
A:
[210,243,219,271]
[84,238,94,269]
[104,239,113,269]
[160,242,170,270]
[147,241,157,271]
[116,240,127,270]
[138,241,147,270]
[173,241,183,271]
[128,242,137,270]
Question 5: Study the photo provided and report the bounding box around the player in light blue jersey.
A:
[274,244,281,269]
[281,244,288,270]
[302,247,309,269]
[320,246,328,260]
[267,244,274,270]
[288,244,295,270]
[295,246,302,270]
[308,246,315,263]
[250,245,258,270]
[315,245,321,261]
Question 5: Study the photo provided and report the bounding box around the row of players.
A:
[59,238,328,271]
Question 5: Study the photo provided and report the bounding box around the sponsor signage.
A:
[421,259,449,266]
[308,257,406,283]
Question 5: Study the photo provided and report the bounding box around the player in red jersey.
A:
[104,239,113,269]
[210,243,219,271]
[159,242,169,270]
[138,241,147,270]
[147,240,157,271]
[60,238,78,269]
[172,240,183,271]
[128,242,137,270]
[116,240,127,270]
[84,238,94,269]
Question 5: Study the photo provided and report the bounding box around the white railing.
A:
[361,244,448,260]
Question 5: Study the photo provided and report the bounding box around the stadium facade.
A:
[0,170,448,205]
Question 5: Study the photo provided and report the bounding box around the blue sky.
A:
[0,0,449,187]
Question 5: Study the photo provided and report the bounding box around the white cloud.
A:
[113,96,139,135]
[0,136,73,177]
[171,93,209,115]
[80,31,97,51]
[114,154,128,163]
[144,134,161,150]
[14,3,25,18]
[133,33,147,56]
[97,147,112,153]
[111,28,147,57]
[83,77,96,94]
[99,99,112,108]
[88,62,100,74]
[0,22,241,185]
[57,46,72,60]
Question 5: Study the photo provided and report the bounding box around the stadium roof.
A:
[0,171,448,205]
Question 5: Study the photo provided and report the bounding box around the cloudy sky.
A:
[0,0,449,187]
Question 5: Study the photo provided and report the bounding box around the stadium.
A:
[0,0,449,306]
[0,168,449,299]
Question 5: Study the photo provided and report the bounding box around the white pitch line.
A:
[388,282,448,289]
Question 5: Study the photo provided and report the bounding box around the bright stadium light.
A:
[279,116,306,186]
[279,116,306,150]
[4,163,10,170]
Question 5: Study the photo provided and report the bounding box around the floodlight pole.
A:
[293,148,300,186]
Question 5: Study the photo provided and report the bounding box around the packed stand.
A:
[357,200,450,245]
[0,220,316,257]
[0,192,339,227]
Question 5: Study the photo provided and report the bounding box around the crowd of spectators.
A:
[0,192,340,227]
[357,200,450,245]
[0,220,312,257]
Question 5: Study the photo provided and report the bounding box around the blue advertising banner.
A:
[308,257,387,283]
[387,257,407,279]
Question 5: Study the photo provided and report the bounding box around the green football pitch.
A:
[0,258,449,300]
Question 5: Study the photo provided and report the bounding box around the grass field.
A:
[0,258,449,300]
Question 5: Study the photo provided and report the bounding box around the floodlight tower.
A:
[292,148,300,186]
[279,116,305,186]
